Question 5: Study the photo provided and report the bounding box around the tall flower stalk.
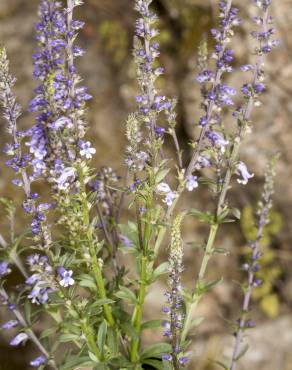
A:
[162,214,189,369]
[128,0,175,362]
[229,156,278,370]
[180,0,278,345]
[0,0,281,369]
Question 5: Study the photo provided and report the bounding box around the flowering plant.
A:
[0,0,279,369]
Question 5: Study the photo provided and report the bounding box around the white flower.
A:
[59,270,75,287]
[49,116,73,130]
[10,333,28,346]
[79,141,96,159]
[163,191,177,207]
[186,176,198,191]
[55,167,76,190]
[236,162,254,185]
[156,182,177,206]
[156,182,171,193]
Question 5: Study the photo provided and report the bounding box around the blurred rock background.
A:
[0,0,292,369]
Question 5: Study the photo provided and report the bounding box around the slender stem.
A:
[0,288,58,370]
[79,167,115,326]
[10,249,28,278]
[96,203,119,277]
[229,157,273,370]
[0,233,7,248]
[130,255,147,363]
[181,223,218,343]
[229,217,265,370]
[170,128,183,169]
[88,239,115,326]
[81,319,102,361]
[217,136,241,217]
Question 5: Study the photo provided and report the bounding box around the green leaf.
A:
[40,327,57,339]
[140,343,171,360]
[231,207,241,220]
[120,322,138,341]
[97,320,107,352]
[78,274,97,290]
[196,278,223,295]
[204,277,223,290]
[47,307,63,323]
[189,209,215,224]
[234,343,249,361]
[141,320,163,331]
[107,327,119,355]
[59,356,94,370]
[155,168,171,184]
[213,360,229,370]
[59,333,81,343]
[217,206,230,224]
[190,316,204,330]
[115,286,137,304]
[162,360,173,370]
[142,358,164,370]
[92,298,115,307]
[213,247,229,255]
[88,351,99,363]
[152,262,169,281]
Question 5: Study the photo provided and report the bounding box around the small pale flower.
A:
[55,167,76,190]
[10,333,28,346]
[236,161,254,185]
[58,267,75,287]
[0,261,11,276]
[186,176,198,191]
[156,182,171,193]
[2,320,18,330]
[30,355,47,367]
[162,353,172,361]
[79,140,96,159]
[49,116,73,130]
[164,191,177,207]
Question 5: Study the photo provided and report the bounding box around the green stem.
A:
[181,223,218,343]
[79,166,115,327]
[217,138,241,217]
[81,319,102,361]
[130,255,148,363]
[88,240,115,326]
[154,190,181,257]
[129,176,156,362]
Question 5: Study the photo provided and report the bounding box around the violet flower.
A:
[156,182,177,207]
[186,176,199,192]
[2,320,18,330]
[187,0,240,177]
[30,355,47,367]
[58,267,74,287]
[29,0,93,191]
[10,332,28,346]
[0,260,11,277]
